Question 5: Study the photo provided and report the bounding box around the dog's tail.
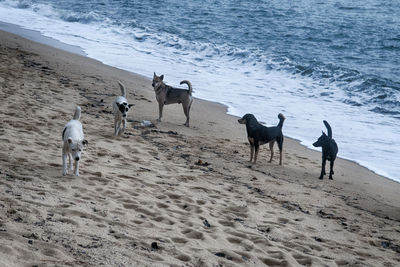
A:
[118,81,126,98]
[73,106,81,121]
[277,113,286,129]
[180,80,192,95]
[323,120,332,138]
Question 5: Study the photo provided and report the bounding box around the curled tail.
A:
[73,106,81,120]
[118,81,126,98]
[277,113,286,129]
[180,80,192,95]
[323,120,332,138]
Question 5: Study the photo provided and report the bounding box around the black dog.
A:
[313,120,338,179]
[238,113,285,164]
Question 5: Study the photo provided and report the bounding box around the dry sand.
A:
[0,30,399,267]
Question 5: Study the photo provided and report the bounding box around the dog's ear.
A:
[154,72,156,77]
[68,137,73,144]
[82,140,88,146]
[160,75,164,81]
[128,104,134,108]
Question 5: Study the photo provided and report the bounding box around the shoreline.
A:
[0,21,396,184]
[0,21,86,56]
[1,29,400,266]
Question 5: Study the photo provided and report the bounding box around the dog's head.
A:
[238,114,256,125]
[152,72,164,90]
[67,138,88,161]
[313,132,328,147]
[116,102,134,118]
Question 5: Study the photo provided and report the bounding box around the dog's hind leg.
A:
[268,141,275,163]
[183,101,191,127]
[277,136,283,165]
[319,158,326,179]
[183,100,192,127]
[114,117,119,136]
[62,149,68,175]
[329,160,334,179]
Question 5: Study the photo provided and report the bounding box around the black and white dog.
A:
[113,81,133,136]
[313,120,338,179]
[62,106,88,176]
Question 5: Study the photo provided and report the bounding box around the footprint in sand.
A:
[196,200,206,205]
[277,217,289,224]
[175,253,191,262]
[218,219,236,227]
[171,237,188,244]
[88,176,109,185]
[258,257,289,266]
[156,202,169,209]
[292,253,313,265]
[152,216,175,225]
[335,259,350,266]
[227,236,242,244]
[122,203,138,210]
[166,193,181,200]
[58,217,79,226]
[181,228,204,240]
[266,250,285,260]
[50,184,68,192]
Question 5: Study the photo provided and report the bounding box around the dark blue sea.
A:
[1,0,399,181]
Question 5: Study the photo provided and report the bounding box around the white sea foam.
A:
[1,1,399,182]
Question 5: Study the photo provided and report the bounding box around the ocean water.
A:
[0,0,399,181]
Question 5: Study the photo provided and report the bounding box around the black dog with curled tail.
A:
[238,113,285,165]
[313,120,338,179]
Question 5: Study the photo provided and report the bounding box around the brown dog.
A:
[152,73,193,127]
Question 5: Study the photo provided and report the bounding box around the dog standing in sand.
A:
[113,81,133,136]
[152,73,193,127]
[313,120,338,179]
[238,113,286,165]
[62,106,88,176]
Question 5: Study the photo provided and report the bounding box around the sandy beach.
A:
[0,30,399,266]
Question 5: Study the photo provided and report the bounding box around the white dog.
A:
[113,81,133,136]
[62,106,88,176]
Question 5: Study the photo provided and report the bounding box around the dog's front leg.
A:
[254,144,259,163]
[68,153,73,171]
[249,145,254,162]
[319,157,326,179]
[248,137,254,162]
[157,102,164,122]
[119,118,126,135]
[74,159,80,176]
[62,149,68,175]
